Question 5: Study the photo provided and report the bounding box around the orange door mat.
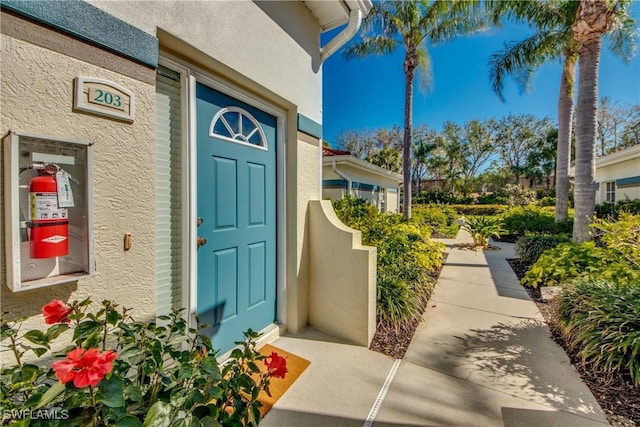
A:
[258,344,311,417]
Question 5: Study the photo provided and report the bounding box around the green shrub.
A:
[501,205,572,236]
[476,193,507,205]
[592,213,640,270]
[554,279,640,385]
[595,198,640,219]
[516,234,569,264]
[461,216,504,248]
[333,196,444,327]
[535,188,555,199]
[537,196,556,207]
[450,204,507,216]
[503,184,537,207]
[412,204,459,237]
[522,241,639,288]
[414,190,455,204]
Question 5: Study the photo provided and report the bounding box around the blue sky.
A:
[321,3,640,145]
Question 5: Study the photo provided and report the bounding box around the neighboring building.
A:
[1,0,377,355]
[595,144,640,204]
[322,147,403,213]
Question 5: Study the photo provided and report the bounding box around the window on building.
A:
[605,181,616,203]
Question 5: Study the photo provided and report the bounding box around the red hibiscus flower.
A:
[52,348,117,388]
[42,300,73,324]
[264,352,288,379]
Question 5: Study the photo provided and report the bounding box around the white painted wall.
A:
[595,147,640,204]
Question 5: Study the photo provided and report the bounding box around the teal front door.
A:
[196,82,277,353]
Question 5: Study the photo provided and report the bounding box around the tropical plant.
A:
[344,0,485,219]
[554,279,640,385]
[571,0,636,242]
[461,215,504,248]
[488,0,635,225]
[516,234,570,264]
[1,299,287,426]
[521,240,639,288]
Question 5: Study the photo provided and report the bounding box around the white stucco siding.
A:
[595,151,640,204]
[88,0,323,122]
[597,158,640,181]
[1,16,157,330]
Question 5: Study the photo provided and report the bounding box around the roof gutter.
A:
[320,1,363,63]
[332,161,353,195]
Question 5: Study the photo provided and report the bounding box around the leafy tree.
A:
[334,129,377,158]
[494,114,554,185]
[367,147,402,172]
[345,0,485,219]
[597,97,640,154]
[411,126,439,195]
[525,126,558,189]
[571,0,636,242]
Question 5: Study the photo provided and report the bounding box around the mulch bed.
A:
[506,258,640,427]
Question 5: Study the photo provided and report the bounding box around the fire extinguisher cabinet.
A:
[3,131,95,292]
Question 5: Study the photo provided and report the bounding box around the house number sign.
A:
[74,77,135,122]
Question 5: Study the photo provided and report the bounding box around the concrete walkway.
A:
[262,230,608,427]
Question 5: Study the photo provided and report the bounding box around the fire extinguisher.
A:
[29,165,69,259]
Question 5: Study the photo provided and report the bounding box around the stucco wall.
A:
[308,200,376,346]
[87,0,322,122]
[596,156,640,203]
[597,157,640,182]
[289,131,321,332]
[1,13,156,335]
[385,189,399,213]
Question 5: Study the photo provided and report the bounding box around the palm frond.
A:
[415,48,433,93]
[343,35,398,59]
[604,13,638,63]
[489,31,566,102]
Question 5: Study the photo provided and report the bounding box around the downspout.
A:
[320,3,363,63]
[332,161,353,196]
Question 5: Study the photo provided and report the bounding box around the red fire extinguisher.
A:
[29,165,69,259]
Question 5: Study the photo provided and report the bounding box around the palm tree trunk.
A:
[555,56,576,222]
[403,65,415,219]
[573,37,601,242]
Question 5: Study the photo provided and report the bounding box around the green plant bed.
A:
[516,234,570,264]
[450,204,507,216]
[333,196,444,328]
[554,279,640,386]
[502,205,572,236]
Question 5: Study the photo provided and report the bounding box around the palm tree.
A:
[488,0,580,222]
[489,0,635,227]
[344,0,485,219]
[571,0,636,242]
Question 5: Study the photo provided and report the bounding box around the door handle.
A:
[197,237,207,248]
